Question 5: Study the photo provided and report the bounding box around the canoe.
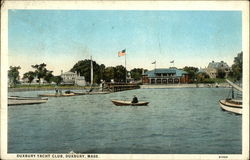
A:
[39,93,75,97]
[8,96,48,106]
[111,100,149,106]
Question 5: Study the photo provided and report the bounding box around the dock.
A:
[105,83,140,92]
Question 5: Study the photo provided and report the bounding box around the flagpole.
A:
[125,51,127,83]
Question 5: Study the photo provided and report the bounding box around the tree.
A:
[130,68,143,81]
[71,59,105,84]
[31,63,50,84]
[8,66,21,87]
[103,66,115,82]
[196,72,210,82]
[44,71,54,83]
[231,51,243,81]
[52,76,63,85]
[99,64,106,81]
[183,66,199,82]
[23,71,36,84]
[217,69,226,79]
[114,65,127,82]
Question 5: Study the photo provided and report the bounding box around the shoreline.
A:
[8,86,96,92]
[8,83,231,92]
[140,83,230,89]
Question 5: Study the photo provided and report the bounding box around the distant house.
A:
[142,68,189,84]
[61,71,86,86]
[204,61,230,78]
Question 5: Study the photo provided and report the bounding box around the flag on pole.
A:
[152,61,156,64]
[170,60,174,63]
[118,49,126,57]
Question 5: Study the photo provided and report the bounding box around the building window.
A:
[157,79,161,84]
[162,79,167,84]
[174,79,179,83]
[151,79,155,84]
[168,79,173,83]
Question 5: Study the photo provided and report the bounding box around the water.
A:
[8,88,242,154]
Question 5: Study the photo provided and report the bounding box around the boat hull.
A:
[219,100,242,115]
[74,91,109,95]
[39,93,75,97]
[111,100,149,106]
[8,96,48,106]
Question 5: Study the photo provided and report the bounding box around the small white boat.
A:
[219,99,242,115]
[111,100,149,106]
[219,79,243,115]
[8,96,48,106]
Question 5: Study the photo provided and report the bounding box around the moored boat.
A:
[219,79,243,115]
[111,100,149,106]
[8,96,48,106]
[219,99,242,115]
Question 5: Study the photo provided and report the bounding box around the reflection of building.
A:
[61,71,86,86]
[142,68,189,84]
[204,61,230,78]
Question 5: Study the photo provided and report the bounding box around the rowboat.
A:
[219,79,243,115]
[8,96,48,106]
[111,100,149,106]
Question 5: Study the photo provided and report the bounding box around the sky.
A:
[8,10,242,76]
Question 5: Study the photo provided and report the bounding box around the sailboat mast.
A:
[91,56,93,85]
[125,53,127,83]
[232,86,234,99]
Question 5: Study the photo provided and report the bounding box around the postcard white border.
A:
[1,1,249,160]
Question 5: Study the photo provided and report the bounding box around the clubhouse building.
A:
[142,68,189,84]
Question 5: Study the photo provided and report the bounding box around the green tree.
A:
[44,71,54,83]
[231,51,242,81]
[196,72,210,82]
[8,66,21,87]
[99,64,106,81]
[114,65,127,82]
[217,69,226,79]
[103,66,115,82]
[130,68,143,81]
[183,66,199,83]
[22,71,36,84]
[70,59,105,84]
[31,63,49,84]
[52,76,63,85]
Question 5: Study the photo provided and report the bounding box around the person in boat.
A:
[55,88,59,95]
[131,95,138,103]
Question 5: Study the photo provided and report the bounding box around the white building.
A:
[203,61,230,78]
[61,70,86,86]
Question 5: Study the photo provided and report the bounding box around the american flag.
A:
[118,49,126,57]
